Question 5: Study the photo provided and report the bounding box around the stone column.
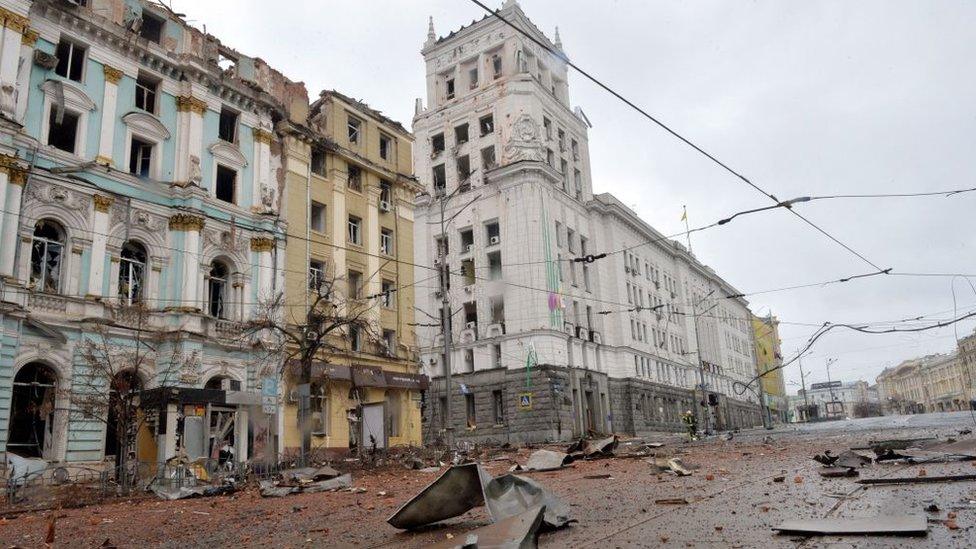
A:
[0,154,26,279]
[365,185,381,322]
[174,96,207,186]
[96,66,124,166]
[250,236,274,317]
[87,195,114,297]
[0,7,28,119]
[251,128,273,213]
[169,214,205,311]
[15,28,36,123]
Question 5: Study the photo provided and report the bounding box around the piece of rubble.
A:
[858,474,976,486]
[387,463,492,529]
[819,467,859,478]
[773,515,927,536]
[484,474,574,529]
[582,436,618,458]
[523,449,573,472]
[427,505,546,549]
[655,498,689,505]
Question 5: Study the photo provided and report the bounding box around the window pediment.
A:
[122,111,171,141]
[208,140,247,169]
[40,79,96,112]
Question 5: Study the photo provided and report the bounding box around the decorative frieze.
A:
[252,128,274,145]
[102,65,124,85]
[95,155,113,167]
[250,237,275,252]
[176,95,208,115]
[92,194,114,213]
[21,28,37,46]
[169,213,206,232]
[0,7,29,34]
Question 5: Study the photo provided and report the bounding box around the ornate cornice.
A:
[176,95,208,115]
[252,127,274,145]
[92,194,114,213]
[102,65,124,85]
[250,237,275,252]
[22,28,37,46]
[95,155,113,167]
[169,213,206,232]
[0,7,29,34]
[0,153,27,185]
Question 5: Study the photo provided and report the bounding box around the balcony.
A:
[29,293,68,315]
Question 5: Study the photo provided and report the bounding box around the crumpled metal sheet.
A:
[583,436,618,458]
[484,474,573,529]
[387,463,493,529]
[280,465,342,483]
[523,449,573,471]
[427,505,546,549]
[259,473,352,497]
[773,515,927,536]
[152,483,237,500]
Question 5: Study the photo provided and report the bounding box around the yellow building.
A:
[752,314,788,422]
[276,87,426,454]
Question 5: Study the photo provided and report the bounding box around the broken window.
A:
[381,279,395,308]
[347,115,361,144]
[347,270,362,299]
[479,114,494,136]
[469,67,479,89]
[492,54,503,79]
[380,227,394,255]
[492,389,504,423]
[543,117,552,141]
[139,11,165,43]
[431,133,445,155]
[379,133,392,160]
[310,149,326,176]
[350,326,361,352]
[347,165,362,192]
[571,139,579,160]
[457,154,471,188]
[30,220,64,293]
[465,393,476,427]
[386,391,400,437]
[461,258,475,286]
[488,251,502,280]
[383,329,397,355]
[347,215,362,245]
[129,137,153,178]
[47,109,79,153]
[557,128,566,151]
[118,241,147,305]
[310,201,326,233]
[379,180,393,205]
[432,164,446,195]
[481,146,496,170]
[446,78,455,100]
[135,72,158,113]
[460,228,474,252]
[8,363,58,458]
[464,301,478,327]
[55,38,86,82]
[455,123,469,146]
[309,260,325,291]
[485,221,500,245]
[215,165,236,204]
[490,296,505,324]
[310,382,329,435]
[218,107,238,143]
[207,261,229,318]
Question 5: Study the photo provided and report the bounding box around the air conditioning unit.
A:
[465,321,477,330]
[33,50,58,70]
[379,200,391,212]
[465,244,473,253]
[489,235,500,245]
[464,285,474,294]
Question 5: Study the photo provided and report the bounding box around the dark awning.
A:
[384,371,430,390]
[352,365,387,387]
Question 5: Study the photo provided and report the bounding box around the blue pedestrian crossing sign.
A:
[518,392,533,411]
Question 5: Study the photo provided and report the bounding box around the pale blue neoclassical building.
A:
[0,0,290,467]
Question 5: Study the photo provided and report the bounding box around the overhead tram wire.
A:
[467,0,886,274]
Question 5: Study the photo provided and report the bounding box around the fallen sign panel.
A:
[857,474,976,486]
[773,515,927,536]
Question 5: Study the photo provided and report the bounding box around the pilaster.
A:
[174,95,207,186]
[96,65,124,166]
[251,127,273,213]
[0,154,27,279]
[0,7,28,118]
[87,194,114,297]
[169,213,205,310]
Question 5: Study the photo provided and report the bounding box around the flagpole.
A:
[683,205,693,254]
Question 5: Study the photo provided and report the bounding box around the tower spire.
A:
[554,26,563,51]
[425,16,436,47]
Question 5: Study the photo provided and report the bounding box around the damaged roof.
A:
[314,90,410,136]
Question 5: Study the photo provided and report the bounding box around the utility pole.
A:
[756,366,771,429]
[825,357,837,417]
[798,358,810,422]
[437,191,455,450]
[692,290,715,435]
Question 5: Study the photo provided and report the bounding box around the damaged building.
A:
[0,0,289,468]
[413,0,763,444]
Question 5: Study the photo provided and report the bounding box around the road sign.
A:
[517,392,533,411]
[262,376,279,415]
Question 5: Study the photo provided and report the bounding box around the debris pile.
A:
[258,466,353,498]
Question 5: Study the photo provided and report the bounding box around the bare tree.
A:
[66,304,192,492]
[245,268,383,462]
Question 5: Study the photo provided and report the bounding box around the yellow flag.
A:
[680,206,687,222]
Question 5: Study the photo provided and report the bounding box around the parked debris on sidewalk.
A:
[773,515,928,536]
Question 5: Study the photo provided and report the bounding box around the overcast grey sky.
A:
[170,0,976,393]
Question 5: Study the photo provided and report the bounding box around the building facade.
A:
[0,0,288,466]
[412,0,762,444]
[275,86,426,454]
[752,314,788,422]
[877,348,975,414]
[792,380,879,421]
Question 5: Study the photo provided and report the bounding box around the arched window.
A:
[118,241,147,305]
[30,220,65,293]
[207,261,229,318]
[8,363,58,458]
[204,375,241,391]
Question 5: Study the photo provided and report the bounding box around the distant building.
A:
[752,315,788,422]
[877,349,974,414]
[792,380,879,421]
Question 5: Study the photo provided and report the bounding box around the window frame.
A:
[55,38,87,82]
[347,215,362,245]
[214,164,238,204]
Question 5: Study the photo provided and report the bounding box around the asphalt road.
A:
[1,413,974,547]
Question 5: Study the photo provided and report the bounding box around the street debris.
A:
[858,474,976,485]
[583,474,612,479]
[773,515,927,536]
[654,498,689,505]
[819,467,859,478]
[772,476,785,483]
[427,505,546,549]
[647,457,693,476]
[387,463,492,529]
[484,474,574,529]
[813,450,871,469]
[258,473,352,497]
[522,449,574,472]
[577,435,619,459]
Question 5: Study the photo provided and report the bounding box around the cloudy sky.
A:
[170,0,976,392]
